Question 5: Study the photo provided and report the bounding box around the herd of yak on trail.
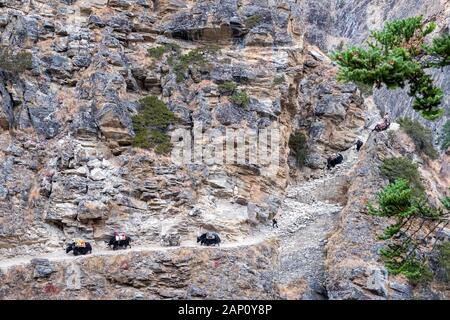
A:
[64,114,391,256]
[65,232,221,256]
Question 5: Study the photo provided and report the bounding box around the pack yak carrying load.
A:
[66,239,92,256]
[107,232,132,250]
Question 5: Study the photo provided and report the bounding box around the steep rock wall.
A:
[0,1,366,259]
[325,127,449,300]
[0,239,279,299]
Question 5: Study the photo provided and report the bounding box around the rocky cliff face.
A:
[0,240,279,299]
[0,0,366,257]
[325,128,449,300]
[0,0,448,300]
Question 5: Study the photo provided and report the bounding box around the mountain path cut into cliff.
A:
[0,234,271,272]
[272,142,364,299]
[0,141,365,285]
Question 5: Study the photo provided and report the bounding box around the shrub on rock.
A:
[398,118,438,159]
[288,132,309,168]
[132,96,175,154]
[229,90,250,109]
[380,157,425,196]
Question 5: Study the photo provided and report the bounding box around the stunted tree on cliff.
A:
[368,179,449,284]
[332,16,450,120]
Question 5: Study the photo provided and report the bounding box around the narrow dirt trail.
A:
[272,143,363,299]
[0,234,268,272]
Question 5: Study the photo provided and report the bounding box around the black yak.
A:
[66,241,92,256]
[107,233,132,250]
[197,232,221,246]
[327,153,343,170]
